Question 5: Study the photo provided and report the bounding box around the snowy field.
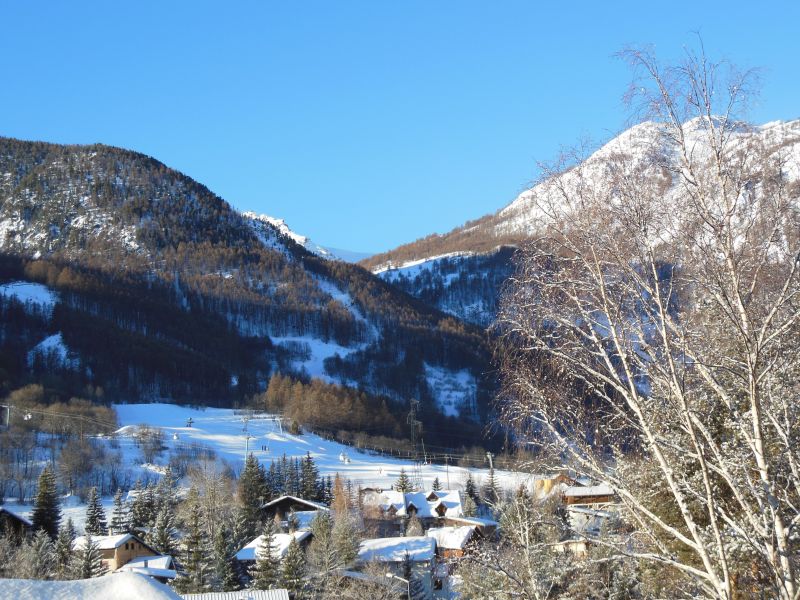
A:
[114,403,531,492]
[2,403,533,532]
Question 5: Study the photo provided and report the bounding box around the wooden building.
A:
[72,533,161,572]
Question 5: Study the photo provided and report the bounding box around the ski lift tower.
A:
[407,399,424,490]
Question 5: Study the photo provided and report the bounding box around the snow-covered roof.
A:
[0,572,181,600]
[261,495,329,511]
[357,536,436,563]
[0,505,33,526]
[73,533,150,551]
[180,591,290,600]
[235,530,312,562]
[564,484,614,498]
[426,526,475,550]
[379,490,463,519]
[448,516,499,528]
[117,566,177,580]
[118,555,174,570]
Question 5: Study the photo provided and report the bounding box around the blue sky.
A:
[1,1,798,253]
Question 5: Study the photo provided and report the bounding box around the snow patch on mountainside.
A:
[496,118,800,238]
[243,211,369,262]
[424,363,477,418]
[373,251,474,276]
[27,333,79,369]
[271,335,357,383]
[0,281,58,316]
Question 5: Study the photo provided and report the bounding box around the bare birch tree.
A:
[497,46,800,600]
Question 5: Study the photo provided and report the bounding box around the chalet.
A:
[378,490,464,522]
[115,554,177,583]
[72,533,160,571]
[357,536,437,598]
[261,495,328,523]
[0,506,33,539]
[425,525,475,559]
[562,483,616,507]
[235,530,312,566]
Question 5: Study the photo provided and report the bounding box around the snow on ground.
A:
[270,335,356,382]
[423,364,477,418]
[27,332,79,368]
[243,211,368,262]
[0,280,57,315]
[3,403,531,531]
[372,252,473,276]
[113,403,532,493]
[2,495,117,535]
[315,278,369,326]
[0,572,181,600]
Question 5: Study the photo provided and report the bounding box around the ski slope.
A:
[114,403,530,493]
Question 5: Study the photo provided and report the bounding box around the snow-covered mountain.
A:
[242,212,371,263]
[0,137,492,419]
[366,118,800,326]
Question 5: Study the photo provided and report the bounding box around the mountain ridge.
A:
[0,136,494,423]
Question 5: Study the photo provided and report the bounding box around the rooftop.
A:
[236,530,312,562]
[358,536,436,563]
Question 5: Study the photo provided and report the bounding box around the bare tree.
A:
[497,45,800,600]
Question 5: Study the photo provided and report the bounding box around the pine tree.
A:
[177,488,209,593]
[231,508,251,553]
[250,517,280,590]
[73,534,107,579]
[84,487,107,536]
[238,453,268,540]
[155,466,178,513]
[130,481,156,531]
[29,530,55,579]
[483,468,500,506]
[281,536,306,596]
[209,527,239,592]
[332,514,358,567]
[324,476,333,505]
[395,468,413,494]
[109,488,129,534]
[307,511,336,577]
[54,518,77,579]
[432,476,442,491]
[465,473,477,501]
[463,494,477,517]
[31,465,61,539]
[288,458,300,497]
[300,452,319,501]
[149,502,177,556]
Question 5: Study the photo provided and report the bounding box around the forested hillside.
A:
[0,137,494,425]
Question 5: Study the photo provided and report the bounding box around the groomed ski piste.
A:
[114,403,525,491]
[4,403,531,532]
